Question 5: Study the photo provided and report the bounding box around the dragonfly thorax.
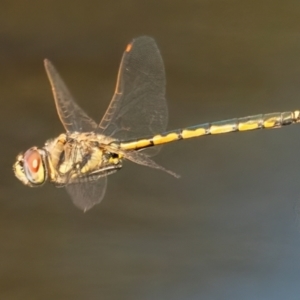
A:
[43,132,123,186]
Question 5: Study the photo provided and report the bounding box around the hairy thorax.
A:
[44,132,123,186]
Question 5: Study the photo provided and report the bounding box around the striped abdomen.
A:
[120,110,300,151]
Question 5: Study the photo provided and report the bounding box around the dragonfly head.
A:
[13,147,48,187]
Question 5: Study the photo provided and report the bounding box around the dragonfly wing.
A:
[65,176,107,211]
[44,59,97,133]
[98,36,168,142]
[122,150,180,178]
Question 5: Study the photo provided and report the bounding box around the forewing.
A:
[98,36,168,141]
[65,177,107,211]
[44,59,97,133]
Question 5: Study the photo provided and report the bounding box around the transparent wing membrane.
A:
[122,150,180,178]
[66,177,107,211]
[98,36,168,141]
[44,59,97,133]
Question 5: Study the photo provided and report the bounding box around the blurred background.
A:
[1,1,300,299]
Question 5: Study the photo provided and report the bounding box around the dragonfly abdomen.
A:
[120,110,300,151]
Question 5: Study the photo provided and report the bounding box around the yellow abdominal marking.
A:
[238,121,259,131]
[261,113,281,128]
[181,128,206,139]
[120,111,300,151]
[263,117,278,128]
[210,123,235,134]
[120,139,151,150]
[152,133,179,145]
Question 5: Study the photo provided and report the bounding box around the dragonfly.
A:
[13,36,300,211]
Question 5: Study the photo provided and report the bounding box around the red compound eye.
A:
[22,148,45,186]
[24,149,41,173]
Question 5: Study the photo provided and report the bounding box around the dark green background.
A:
[1,1,300,299]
